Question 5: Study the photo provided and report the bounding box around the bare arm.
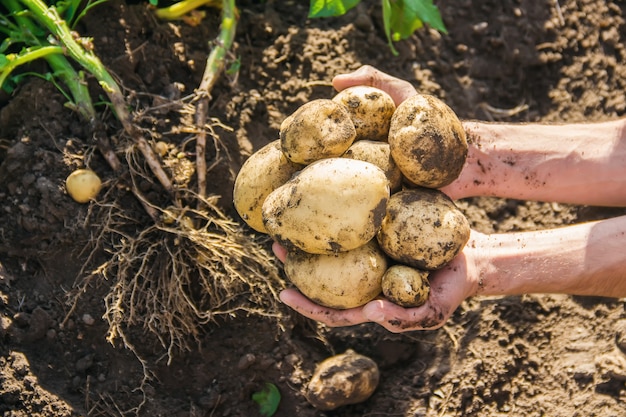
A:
[335,65,626,207]
[276,215,626,332]
[443,120,626,206]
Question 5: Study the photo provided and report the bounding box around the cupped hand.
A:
[272,239,482,332]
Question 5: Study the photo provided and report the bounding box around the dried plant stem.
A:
[194,0,237,198]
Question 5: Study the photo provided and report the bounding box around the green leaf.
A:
[309,0,361,18]
[252,383,280,417]
[382,0,447,55]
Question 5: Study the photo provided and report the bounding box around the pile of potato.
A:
[233,85,470,310]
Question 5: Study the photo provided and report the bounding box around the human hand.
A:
[272,238,482,332]
[332,65,417,107]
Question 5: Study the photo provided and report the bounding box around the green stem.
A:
[155,0,217,20]
[0,45,63,87]
[194,0,237,198]
[21,0,175,198]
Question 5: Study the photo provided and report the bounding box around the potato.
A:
[65,169,102,203]
[262,158,390,254]
[280,99,356,164]
[388,93,467,188]
[305,349,380,410]
[332,86,396,141]
[283,240,387,309]
[381,264,431,307]
[233,140,303,233]
[377,188,470,270]
[342,140,403,192]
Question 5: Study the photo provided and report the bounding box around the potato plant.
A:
[233,85,470,310]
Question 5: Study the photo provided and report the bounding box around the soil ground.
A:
[1,0,626,416]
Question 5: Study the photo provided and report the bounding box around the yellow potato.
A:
[388,93,467,188]
[342,140,403,192]
[262,158,390,254]
[332,85,396,141]
[65,169,102,203]
[283,240,387,309]
[377,188,470,270]
[233,140,303,233]
[381,264,430,307]
[280,99,356,164]
[305,349,380,410]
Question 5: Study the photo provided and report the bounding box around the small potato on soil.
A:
[332,85,396,141]
[283,240,387,309]
[65,169,102,203]
[388,93,468,188]
[382,264,431,307]
[377,188,470,270]
[305,349,380,411]
[262,158,390,255]
[280,99,356,165]
[233,140,303,233]
[342,140,403,192]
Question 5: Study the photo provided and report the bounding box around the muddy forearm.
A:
[474,215,626,298]
[443,118,626,206]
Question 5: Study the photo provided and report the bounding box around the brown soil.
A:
[2,0,626,416]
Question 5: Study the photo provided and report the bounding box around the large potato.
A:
[381,264,430,307]
[280,99,356,164]
[284,240,387,309]
[233,140,303,233]
[305,349,380,410]
[262,158,390,254]
[332,86,396,141]
[388,93,467,188]
[377,188,470,270]
[342,140,403,192]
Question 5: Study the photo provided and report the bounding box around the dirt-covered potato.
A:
[262,158,390,254]
[280,99,356,165]
[377,188,470,270]
[382,264,431,307]
[342,140,403,192]
[332,85,396,141]
[284,240,387,309]
[233,140,303,233]
[305,349,380,410]
[388,93,467,188]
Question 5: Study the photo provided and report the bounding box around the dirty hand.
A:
[272,240,481,332]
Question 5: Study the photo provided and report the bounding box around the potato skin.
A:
[342,140,403,192]
[382,264,430,307]
[377,188,470,270]
[233,140,303,233]
[332,86,396,141]
[262,158,390,255]
[305,349,380,410]
[284,240,387,309]
[280,99,356,164]
[388,93,467,188]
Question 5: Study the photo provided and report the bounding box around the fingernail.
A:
[364,309,385,323]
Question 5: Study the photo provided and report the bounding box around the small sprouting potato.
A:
[279,99,356,164]
[65,169,102,203]
[283,240,387,309]
[262,158,390,255]
[377,188,470,270]
[333,85,396,141]
[305,349,380,411]
[388,93,468,188]
[342,140,403,192]
[233,140,303,233]
[382,264,431,307]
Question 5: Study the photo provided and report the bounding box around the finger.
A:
[332,65,416,106]
[362,299,448,332]
[279,289,370,327]
[271,241,287,263]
